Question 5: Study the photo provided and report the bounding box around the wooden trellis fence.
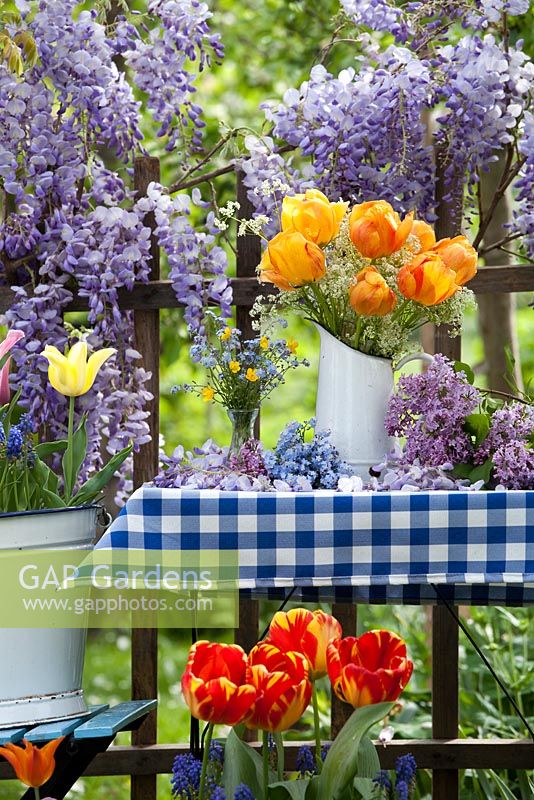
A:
[1,154,533,799]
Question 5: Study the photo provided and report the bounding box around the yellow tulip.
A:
[281,189,348,245]
[349,200,413,259]
[411,219,436,251]
[41,342,116,397]
[432,235,477,286]
[397,253,459,306]
[265,231,326,289]
[349,266,397,317]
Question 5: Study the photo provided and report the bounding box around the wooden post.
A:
[331,604,357,736]
[432,142,462,800]
[131,156,161,800]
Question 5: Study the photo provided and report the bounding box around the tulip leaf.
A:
[318,702,394,800]
[72,443,133,506]
[222,729,276,800]
[352,777,376,799]
[268,779,311,799]
[35,440,68,459]
[62,414,88,503]
[356,735,380,779]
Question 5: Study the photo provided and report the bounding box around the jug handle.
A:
[394,352,434,371]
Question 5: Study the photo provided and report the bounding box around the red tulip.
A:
[181,641,257,725]
[266,607,342,679]
[327,630,413,708]
[0,330,24,405]
[0,737,64,788]
[244,642,312,732]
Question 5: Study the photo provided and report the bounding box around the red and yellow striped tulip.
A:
[262,230,326,289]
[349,266,397,317]
[397,252,458,306]
[266,607,342,680]
[349,200,413,259]
[327,630,413,708]
[0,737,64,788]
[281,189,348,245]
[244,642,312,732]
[411,219,436,251]
[432,235,477,286]
[181,641,257,726]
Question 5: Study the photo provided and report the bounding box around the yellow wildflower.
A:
[246,368,259,382]
[229,360,241,374]
[287,338,298,354]
[201,386,215,402]
[259,336,269,350]
[220,327,233,341]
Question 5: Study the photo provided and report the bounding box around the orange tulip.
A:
[327,630,413,709]
[263,230,326,289]
[266,607,342,680]
[411,219,436,251]
[281,189,348,245]
[244,642,312,732]
[259,247,294,291]
[349,266,397,317]
[0,737,64,788]
[397,252,458,306]
[181,641,257,726]
[432,235,477,286]
[349,200,413,259]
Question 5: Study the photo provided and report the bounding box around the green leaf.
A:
[467,457,493,486]
[318,703,393,800]
[464,413,490,447]
[268,779,310,800]
[222,729,276,800]
[453,360,475,384]
[352,777,377,800]
[356,736,380,779]
[35,440,68,459]
[62,415,88,503]
[71,443,133,506]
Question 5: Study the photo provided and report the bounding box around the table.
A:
[0,700,156,799]
[96,487,534,606]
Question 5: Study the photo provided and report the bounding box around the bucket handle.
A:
[394,352,435,372]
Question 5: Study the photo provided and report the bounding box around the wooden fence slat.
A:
[38,739,534,778]
[131,155,161,800]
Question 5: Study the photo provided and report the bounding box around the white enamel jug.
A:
[314,325,433,479]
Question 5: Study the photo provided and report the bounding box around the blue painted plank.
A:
[74,700,157,739]
[0,727,28,744]
[25,705,109,742]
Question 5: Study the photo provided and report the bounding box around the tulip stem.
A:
[198,722,214,800]
[353,317,363,351]
[34,790,40,800]
[65,395,75,504]
[312,683,323,774]
[262,730,270,797]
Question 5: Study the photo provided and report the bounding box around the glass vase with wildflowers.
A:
[175,312,308,413]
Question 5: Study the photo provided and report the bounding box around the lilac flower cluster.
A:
[385,355,481,467]
[384,356,534,490]
[374,753,417,799]
[514,111,534,259]
[264,419,351,491]
[121,0,224,153]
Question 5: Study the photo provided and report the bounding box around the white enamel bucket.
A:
[315,325,433,479]
[0,505,97,727]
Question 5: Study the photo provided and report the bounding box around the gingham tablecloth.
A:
[96,487,534,606]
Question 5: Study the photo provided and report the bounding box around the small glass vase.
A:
[227,408,259,458]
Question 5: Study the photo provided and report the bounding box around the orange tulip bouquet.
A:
[247,190,477,360]
[178,608,413,799]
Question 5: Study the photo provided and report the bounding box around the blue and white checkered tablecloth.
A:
[96,487,534,606]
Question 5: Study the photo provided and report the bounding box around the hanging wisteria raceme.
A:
[119,0,224,152]
[259,49,435,219]
[0,0,231,498]
[434,35,533,197]
[514,111,534,259]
